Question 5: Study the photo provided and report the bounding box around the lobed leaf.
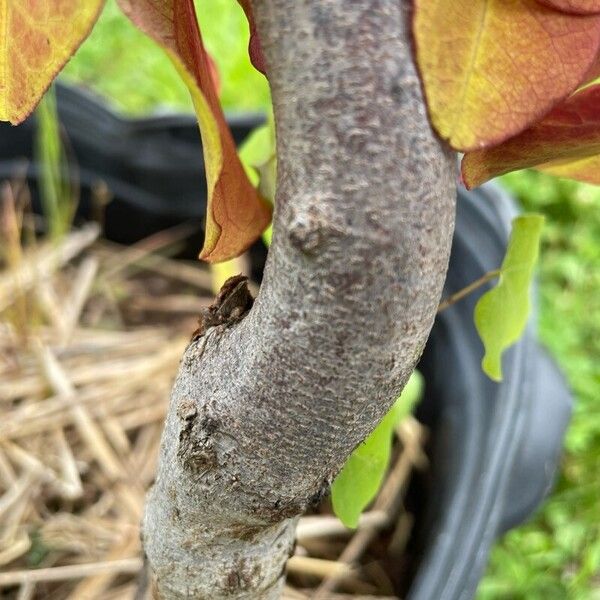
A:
[413,0,600,151]
[331,372,424,529]
[462,84,600,188]
[536,0,600,15]
[474,215,544,381]
[0,0,104,124]
[117,0,271,262]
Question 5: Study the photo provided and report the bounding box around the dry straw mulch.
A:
[0,197,427,599]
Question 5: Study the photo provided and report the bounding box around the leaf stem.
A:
[437,269,500,313]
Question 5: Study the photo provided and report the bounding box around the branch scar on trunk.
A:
[191,275,254,340]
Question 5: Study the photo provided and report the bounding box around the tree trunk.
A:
[142,0,456,597]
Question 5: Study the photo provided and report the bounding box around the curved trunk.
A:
[142,0,456,597]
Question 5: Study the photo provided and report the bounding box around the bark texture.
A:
[142,1,456,597]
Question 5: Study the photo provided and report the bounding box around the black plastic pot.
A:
[0,83,264,254]
[408,183,572,600]
[0,84,572,600]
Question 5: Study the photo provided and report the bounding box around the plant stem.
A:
[437,269,500,313]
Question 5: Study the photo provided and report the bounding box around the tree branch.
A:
[142,1,456,597]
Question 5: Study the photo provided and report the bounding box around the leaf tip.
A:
[482,356,503,382]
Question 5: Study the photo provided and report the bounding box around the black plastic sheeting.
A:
[0,84,572,600]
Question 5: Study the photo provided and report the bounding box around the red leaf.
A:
[462,84,600,187]
[536,0,600,15]
[237,0,266,75]
[118,0,271,262]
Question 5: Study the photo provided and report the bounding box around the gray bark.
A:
[142,0,456,598]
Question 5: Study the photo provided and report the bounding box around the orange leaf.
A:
[0,0,104,124]
[237,0,266,75]
[461,84,600,187]
[413,0,600,151]
[536,0,600,15]
[117,0,271,262]
[538,155,600,184]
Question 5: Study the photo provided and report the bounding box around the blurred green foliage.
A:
[61,0,270,113]
[62,4,599,598]
[36,86,76,240]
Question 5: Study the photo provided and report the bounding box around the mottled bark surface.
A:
[142,1,456,597]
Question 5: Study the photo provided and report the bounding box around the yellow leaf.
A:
[413,0,600,150]
[0,0,104,124]
[537,155,600,184]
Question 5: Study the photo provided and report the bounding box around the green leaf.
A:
[475,214,545,381]
[331,371,424,529]
[239,117,276,248]
[262,223,273,247]
[239,115,277,203]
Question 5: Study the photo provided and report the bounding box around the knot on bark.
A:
[224,558,263,594]
[176,399,220,474]
[287,201,340,255]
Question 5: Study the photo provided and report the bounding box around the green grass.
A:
[63,5,600,598]
[478,172,600,600]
